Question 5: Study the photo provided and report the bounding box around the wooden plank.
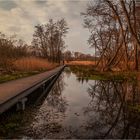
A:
[0,66,64,113]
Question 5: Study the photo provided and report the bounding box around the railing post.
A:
[16,97,27,111]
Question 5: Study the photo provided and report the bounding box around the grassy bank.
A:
[0,111,25,138]
[0,57,58,84]
[0,71,40,84]
[0,108,35,138]
[70,65,137,81]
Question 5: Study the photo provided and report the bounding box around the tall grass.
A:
[14,57,58,72]
[66,60,96,66]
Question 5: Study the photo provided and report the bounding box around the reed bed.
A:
[14,57,58,72]
[66,60,96,66]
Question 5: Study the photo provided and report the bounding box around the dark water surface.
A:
[1,67,140,139]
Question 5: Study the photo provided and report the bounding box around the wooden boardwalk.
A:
[0,66,64,114]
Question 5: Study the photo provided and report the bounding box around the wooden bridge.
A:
[0,66,65,114]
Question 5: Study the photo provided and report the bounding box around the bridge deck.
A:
[0,66,64,106]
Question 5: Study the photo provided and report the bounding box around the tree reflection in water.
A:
[16,70,140,139]
[47,75,67,113]
[84,80,140,139]
[77,77,89,84]
[25,74,68,138]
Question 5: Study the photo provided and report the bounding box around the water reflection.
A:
[84,80,140,139]
[77,77,89,84]
[24,74,68,138]
[22,70,140,139]
[47,75,67,113]
[25,70,140,138]
[2,68,140,139]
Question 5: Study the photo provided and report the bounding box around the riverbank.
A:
[0,69,58,84]
[0,71,41,84]
[0,57,58,84]
[70,65,138,81]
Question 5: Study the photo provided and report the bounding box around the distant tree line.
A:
[64,50,96,61]
[82,0,140,71]
[0,32,29,71]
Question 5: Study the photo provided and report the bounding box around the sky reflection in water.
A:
[22,68,140,139]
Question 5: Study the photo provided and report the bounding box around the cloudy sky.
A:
[0,0,93,54]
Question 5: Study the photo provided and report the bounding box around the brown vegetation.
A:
[0,18,68,76]
[66,60,96,66]
[0,32,28,72]
[14,57,58,72]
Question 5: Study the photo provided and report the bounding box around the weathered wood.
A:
[0,66,65,114]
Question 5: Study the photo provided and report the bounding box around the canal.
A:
[1,67,140,139]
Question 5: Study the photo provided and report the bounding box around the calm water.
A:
[1,67,140,139]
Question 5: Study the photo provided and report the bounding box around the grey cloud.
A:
[0,1,17,10]
[34,0,47,6]
[0,0,92,54]
[8,26,21,32]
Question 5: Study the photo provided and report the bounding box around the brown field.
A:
[66,60,136,72]
[14,57,58,72]
[65,60,96,66]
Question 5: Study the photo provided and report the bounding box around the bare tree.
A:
[82,0,140,71]
[0,32,29,72]
[32,19,68,63]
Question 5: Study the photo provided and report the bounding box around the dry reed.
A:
[66,60,96,66]
[14,57,58,72]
